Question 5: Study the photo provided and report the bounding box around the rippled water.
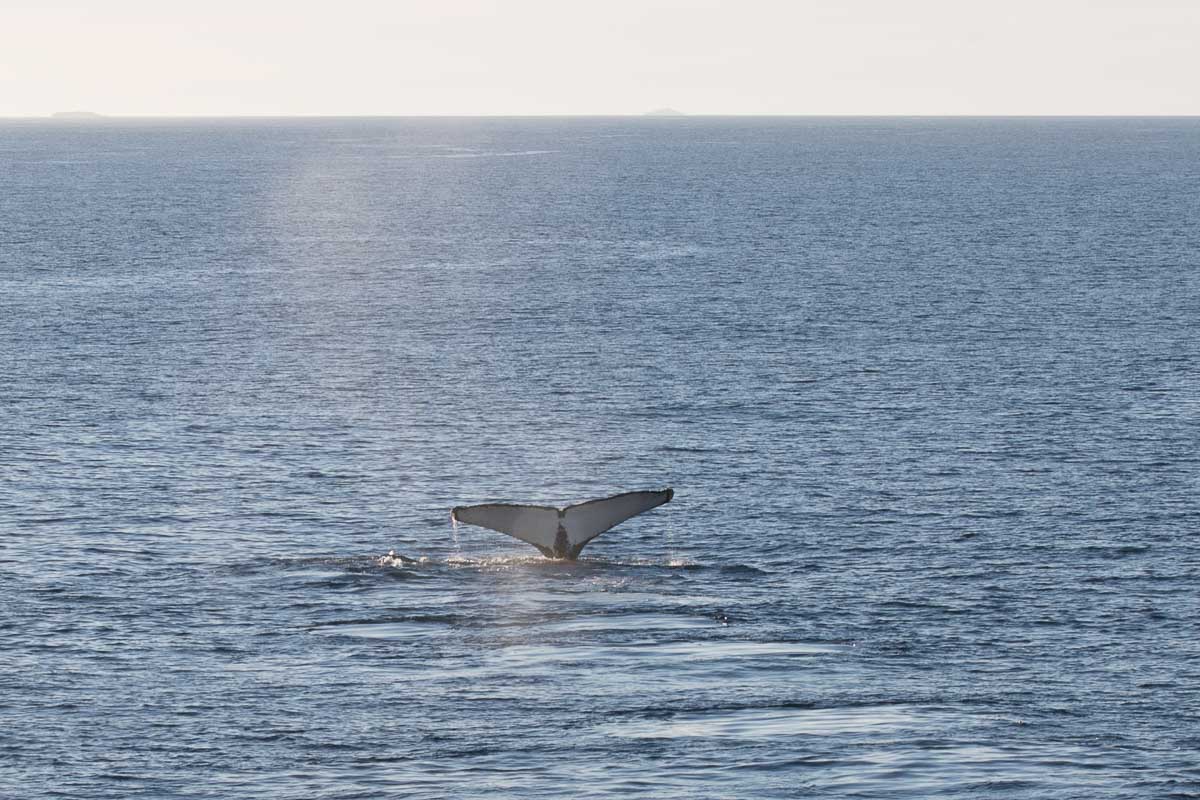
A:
[2,117,1198,798]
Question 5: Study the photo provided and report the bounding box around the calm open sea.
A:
[2,117,1198,798]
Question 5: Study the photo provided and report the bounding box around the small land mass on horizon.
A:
[51,111,105,119]
[643,108,685,117]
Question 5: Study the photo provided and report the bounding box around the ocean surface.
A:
[2,117,1198,799]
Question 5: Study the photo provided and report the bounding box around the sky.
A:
[1,0,1198,116]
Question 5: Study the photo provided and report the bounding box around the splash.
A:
[377,550,424,568]
[444,553,561,569]
[374,550,697,570]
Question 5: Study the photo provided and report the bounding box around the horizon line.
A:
[4,112,1200,120]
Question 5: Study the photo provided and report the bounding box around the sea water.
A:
[1,117,1198,798]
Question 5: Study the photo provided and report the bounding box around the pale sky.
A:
[2,0,1197,116]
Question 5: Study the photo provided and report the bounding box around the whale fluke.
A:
[451,488,674,559]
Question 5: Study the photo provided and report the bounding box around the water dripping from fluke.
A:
[666,512,677,564]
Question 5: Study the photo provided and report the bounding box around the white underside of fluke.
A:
[451,489,674,559]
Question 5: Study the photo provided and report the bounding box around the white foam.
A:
[605,705,925,739]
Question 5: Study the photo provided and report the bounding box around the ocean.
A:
[1,116,1198,798]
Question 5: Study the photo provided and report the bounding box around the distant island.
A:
[51,111,105,119]
[643,108,686,117]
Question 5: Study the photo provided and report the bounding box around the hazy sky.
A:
[2,0,1198,116]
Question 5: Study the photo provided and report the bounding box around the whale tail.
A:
[451,488,674,559]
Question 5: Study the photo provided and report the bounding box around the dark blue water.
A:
[2,117,1198,798]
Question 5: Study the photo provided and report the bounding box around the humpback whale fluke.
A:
[451,489,674,560]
